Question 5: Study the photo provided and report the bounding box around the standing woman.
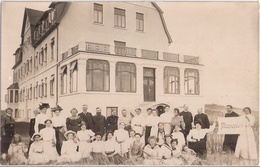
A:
[51,105,67,155]
[160,106,173,135]
[66,108,83,133]
[235,107,257,165]
[150,109,160,137]
[34,103,51,133]
[114,122,129,158]
[39,119,59,162]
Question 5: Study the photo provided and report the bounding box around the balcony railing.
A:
[62,51,68,60]
[115,46,136,57]
[184,55,199,64]
[86,42,110,54]
[71,45,79,55]
[163,52,179,62]
[141,49,158,60]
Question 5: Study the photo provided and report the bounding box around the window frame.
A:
[136,12,144,31]
[164,66,180,94]
[61,65,67,95]
[70,61,78,93]
[114,8,126,28]
[184,68,200,95]
[93,3,103,24]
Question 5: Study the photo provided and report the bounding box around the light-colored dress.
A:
[40,127,59,161]
[114,129,129,156]
[77,129,95,158]
[58,139,82,163]
[149,116,160,136]
[8,142,28,165]
[34,113,50,133]
[160,112,174,135]
[131,115,144,135]
[143,144,162,165]
[171,131,185,147]
[235,114,257,160]
[160,145,183,165]
[28,141,49,164]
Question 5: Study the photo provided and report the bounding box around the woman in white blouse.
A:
[39,119,59,162]
[235,107,257,165]
[34,103,50,133]
[171,125,185,148]
[187,120,216,159]
[90,132,108,165]
[114,122,129,158]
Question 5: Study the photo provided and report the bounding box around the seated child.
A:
[143,136,161,165]
[171,125,185,148]
[28,133,49,164]
[90,132,108,165]
[7,134,28,165]
[161,139,183,165]
[57,130,82,163]
[181,145,199,165]
[129,133,144,163]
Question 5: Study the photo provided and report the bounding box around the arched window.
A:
[184,68,200,95]
[164,67,180,94]
[116,62,136,92]
[86,59,109,91]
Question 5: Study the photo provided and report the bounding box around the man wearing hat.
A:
[78,104,94,131]
[1,108,15,154]
[34,103,51,133]
[51,105,67,155]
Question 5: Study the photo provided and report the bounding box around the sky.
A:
[1,2,259,110]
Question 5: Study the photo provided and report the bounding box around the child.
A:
[126,129,136,149]
[114,122,129,158]
[129,133,144,163]
[104,131,124,164]
[156,122,166,147]
[90,132,108,165]
[39,119,59,162]
[171,125,185,148]
[77,122,95,158]
[57,130,82,163]
[143,136,161,165]
[161,139,183,165]
[28,133,49,164]
[160,134,173,160]
[181,145,199,165]
[7,134,28,165]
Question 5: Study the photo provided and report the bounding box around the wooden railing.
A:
[115,46,136,57]
[86,42,110,54]
[163,52,179,62]
[141,49,158,60]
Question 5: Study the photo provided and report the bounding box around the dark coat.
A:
[194,113,210,129]
[29,118,36,137]
[179,111,193,131]
[78,112,94,130]
[106,115,118,132]
[92,114,106,134]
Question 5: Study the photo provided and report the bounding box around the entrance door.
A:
[143,68,155,102]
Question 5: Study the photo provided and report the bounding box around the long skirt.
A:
[1,125,15,153]
[145,126,152,145]
[54,127,66,155]
[79,141,92,158]
[188,139,206,159]
[223,134,238,152]
[58,152,82,163]
[28,153,49,164]
[118,142,128,157]
[8,153,28,165]
[90,152,109,165]
[42,141,59,161]
[235,127,257,160]
[107,153,125,165]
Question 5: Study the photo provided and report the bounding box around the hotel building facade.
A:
[5,2,204,121]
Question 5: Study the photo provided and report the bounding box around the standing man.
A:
[1,108,15,154]
[118,109,132,132]
[78,104,94,131]
[92,107,106,135]
[194,108,210,129]
[222,105,239,153]
[106,109,119,132]
[160,106,173,135]
[179,104,193,141]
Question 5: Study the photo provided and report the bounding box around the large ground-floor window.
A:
[116,62,136,92]
[184,68,200,95]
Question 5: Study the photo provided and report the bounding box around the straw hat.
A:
[39,103,50,110]
[31,133,42,141]
[51,105,63,112]
[64,130,76,139]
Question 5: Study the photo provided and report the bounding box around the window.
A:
[114,41,126,56]
[114,8,126,28]
[94,3,103,24]
[44,44,47,63]
[23,89,25,101]
[35,52,38,68]
[39,49,43,65]
[164,67,180,94]
[44,78,47,97]
[106,107,118,117]
[41,80,44,97]
[116,62,136,92]
[184,69,200,95]
[27,60,29,74]
[15,90,18,103]
[29,84,32,100]
[10,90,13,103]
[61,66,67,94]
[70,61,78,92]
[30,57,32,71]
[86,59,109,91]
[35,82,38,99]
[15,109,20,118]
[50,75,55,96]
[50,38,55,60]
[136,13,144,31]
[19,90,22,102]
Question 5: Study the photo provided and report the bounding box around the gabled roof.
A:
[7,83,19,90]
[151,2,173,44]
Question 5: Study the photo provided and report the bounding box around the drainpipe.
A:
[56,26,59,106]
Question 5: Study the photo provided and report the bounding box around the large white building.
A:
[5,2,204,121]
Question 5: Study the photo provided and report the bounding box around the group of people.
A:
[1,103,257,165]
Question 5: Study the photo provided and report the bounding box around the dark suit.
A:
[29,118,36,137]
[223,111,239,152]
[1,114,15,154]
[106,115,118,132]
[194,113,210,129]
[179,111,193,141]
[92,114,106,134]
[78,112,94,130]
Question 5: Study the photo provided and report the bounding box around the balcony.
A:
[184,55,199,65]
[115,46,136,57]
[163,52,179,62]
[141,49,158,60]
[86,42,110,54]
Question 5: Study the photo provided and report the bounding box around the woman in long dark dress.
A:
[66,108,83,133]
